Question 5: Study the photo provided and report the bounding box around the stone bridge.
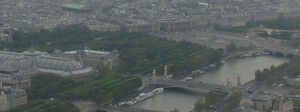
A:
[264,48,299,57]
[148,79,231,94]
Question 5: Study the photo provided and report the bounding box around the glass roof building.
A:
[0,50,94,77]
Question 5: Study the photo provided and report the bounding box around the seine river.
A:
[131,56,289,112]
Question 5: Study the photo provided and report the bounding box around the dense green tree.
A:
[193,92,227,112]
[26,74,141,104]
[10,101,80,112]
[6,24,226,111]
[223,92,241,112]
[259,31,292,40]
[216,18,300,33]
[255,56,300,84]
[170,109,180,112]
[25,74,80,100]
[3,24,223,75]
[216,18,300,47]
[56,74,142,104]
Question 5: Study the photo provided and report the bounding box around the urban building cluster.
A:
[0,46,119,111]
[239,92,294,112]
[53,47,120,71]
[0,47,119,80]
[284,76,300,87]
[1,0,300,111]
[1,0,300,34]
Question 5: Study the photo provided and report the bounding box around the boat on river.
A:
[242,54,252,57]
[192,70,205,75]
[121,88,164,106]
[185,77,193,81]
[221,60,227,64]
[134,88,164,103]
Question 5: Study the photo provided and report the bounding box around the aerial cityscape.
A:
[0,0,300,112]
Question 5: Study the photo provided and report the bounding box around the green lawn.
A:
[26,74,142,104]
[290,91,300,95]
[294,100,300,104]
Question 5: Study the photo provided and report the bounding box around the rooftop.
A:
[0,50,92,76]
[62,3,85,10]
[246,93,276,102]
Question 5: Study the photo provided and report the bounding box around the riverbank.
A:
[128,55,289,112]
[131,88,203,112]
[176,50,275,82]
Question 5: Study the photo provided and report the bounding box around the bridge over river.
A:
[147,78,232,94]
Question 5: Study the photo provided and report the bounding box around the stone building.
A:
[88,24,121,32]
[0,74,31,89]
[127,24,161,33]
[63,48,120,71]
[252,97,273,111]
[0,85,27,112]
[240,93,294,112]
[61,3,91,13]
[284,76,300,87]
[0,49,94,80]
[160,20,196,32]
[0,91,7,112]
[276,98,294,112]
[0,33,12,43]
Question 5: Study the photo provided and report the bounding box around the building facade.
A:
[285,76,300,87]
[240,93,294,112]
[0,84,27,112]
[0,92,7,112]
[0,33,12,43]
[0,74,31,89]
[63,48,120,71]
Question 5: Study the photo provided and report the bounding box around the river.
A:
[131,56,289,112]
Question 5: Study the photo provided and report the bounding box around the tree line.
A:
[25,74,141,104]
[2,24,223,76]
[10,100,80,112]
[255,57,300,84]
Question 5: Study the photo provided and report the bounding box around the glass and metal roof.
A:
[3,56,32,70]
[0,50,92,76]
[36,56,82,72]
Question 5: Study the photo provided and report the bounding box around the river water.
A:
[193,56,289,85]
[131,56,289,112]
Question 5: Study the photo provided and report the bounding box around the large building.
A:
[284,76,300,87]
[0,48,119,111]
[0,49,94,79]
[0,32,12,43]
[0,73,30,89]
[62,48,120,71]
[0,85,27,111]
[61,3,91,13]
[240,93,294,112]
